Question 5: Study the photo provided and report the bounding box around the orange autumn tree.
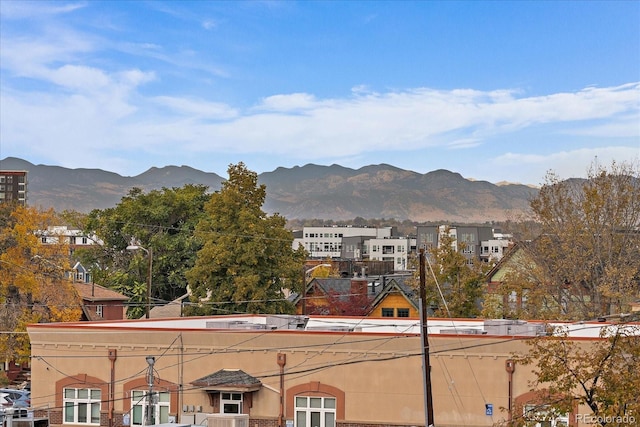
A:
[0,205,82,362]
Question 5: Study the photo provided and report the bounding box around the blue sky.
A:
[1,1,638,186]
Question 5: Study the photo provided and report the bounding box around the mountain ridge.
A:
[0,157,537,222]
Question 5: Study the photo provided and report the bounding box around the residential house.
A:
[39,225,102,258]
[485,242,533,317]
[367,277,420,318]
[74,281,129,321]
[292,275,419,318]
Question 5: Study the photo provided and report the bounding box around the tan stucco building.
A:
[26,316,630,427]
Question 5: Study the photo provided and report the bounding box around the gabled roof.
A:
[367,277,419,314]
[291,278,354,304]
[74,282,129,302]
[191,369,261,392]
[147,294,189,319]
[485,241,532,283]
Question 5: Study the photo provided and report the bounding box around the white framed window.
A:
[295,396,336,427]
[63,388,101,424]
[220,392,243,414]
[523,404,568,427]
[96,305,103,318]
[131,390,170,426]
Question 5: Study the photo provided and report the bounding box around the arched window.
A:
[56,375,108,426]
[514,390,575,427]
[123,378,178,426]
[286,382,345,427]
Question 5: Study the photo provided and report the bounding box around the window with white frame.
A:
[96,305,103,318]
[131,390,170,426]
[220,392,243,414]
[295,396,336,427]
[523,404,568,427]
[63,388,101,424]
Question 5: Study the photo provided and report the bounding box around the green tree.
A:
[505,160,640,320]
[416,230,488,318]
[82,184,210,318]
[512,323,640,427]
[186,163,306,315]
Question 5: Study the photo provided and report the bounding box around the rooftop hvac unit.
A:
[439,328,486,335]
[207,414,249,427]
[306,326,354,332]
[205,321,266,330]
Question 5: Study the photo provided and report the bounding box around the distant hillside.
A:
[0,157,537,222]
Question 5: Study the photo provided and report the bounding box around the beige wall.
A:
[28,321,598,427]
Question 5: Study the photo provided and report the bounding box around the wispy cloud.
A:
[1,1,638,184]
[2,75,638,175]
[0,1,87,19]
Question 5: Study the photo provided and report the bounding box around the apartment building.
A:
[416,225,510,263]
[479,232,514,263]
[294,226,393,259]
[365,236,415,272]
[0,170,27,205]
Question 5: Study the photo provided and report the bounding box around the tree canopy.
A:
[415,230,488,318]
[82,184,210,318]
[0,205,82,361]
[186,163,307,315]
[487,160,640,320]
[513,323,640,427]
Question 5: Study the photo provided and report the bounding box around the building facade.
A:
[27,315,629,427]
[294,226,393,259]
[0,170,27,205]
[416,225,509,263]
[365,236,415,272]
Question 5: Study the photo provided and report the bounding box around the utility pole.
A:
[419,248,435,427]
[146,356,155,426]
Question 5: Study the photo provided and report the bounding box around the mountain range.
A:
[0,157,538,222]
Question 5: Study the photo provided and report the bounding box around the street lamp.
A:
[301,263,332,315]
[126,245,153,319]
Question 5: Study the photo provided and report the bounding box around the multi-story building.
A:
[295,226,394,259]
[39,225,102,257]
[297,224,509,272]
[416,225,509,264]
[479,232,513,263]
[0,170,27,205]
[365,236,415,272]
